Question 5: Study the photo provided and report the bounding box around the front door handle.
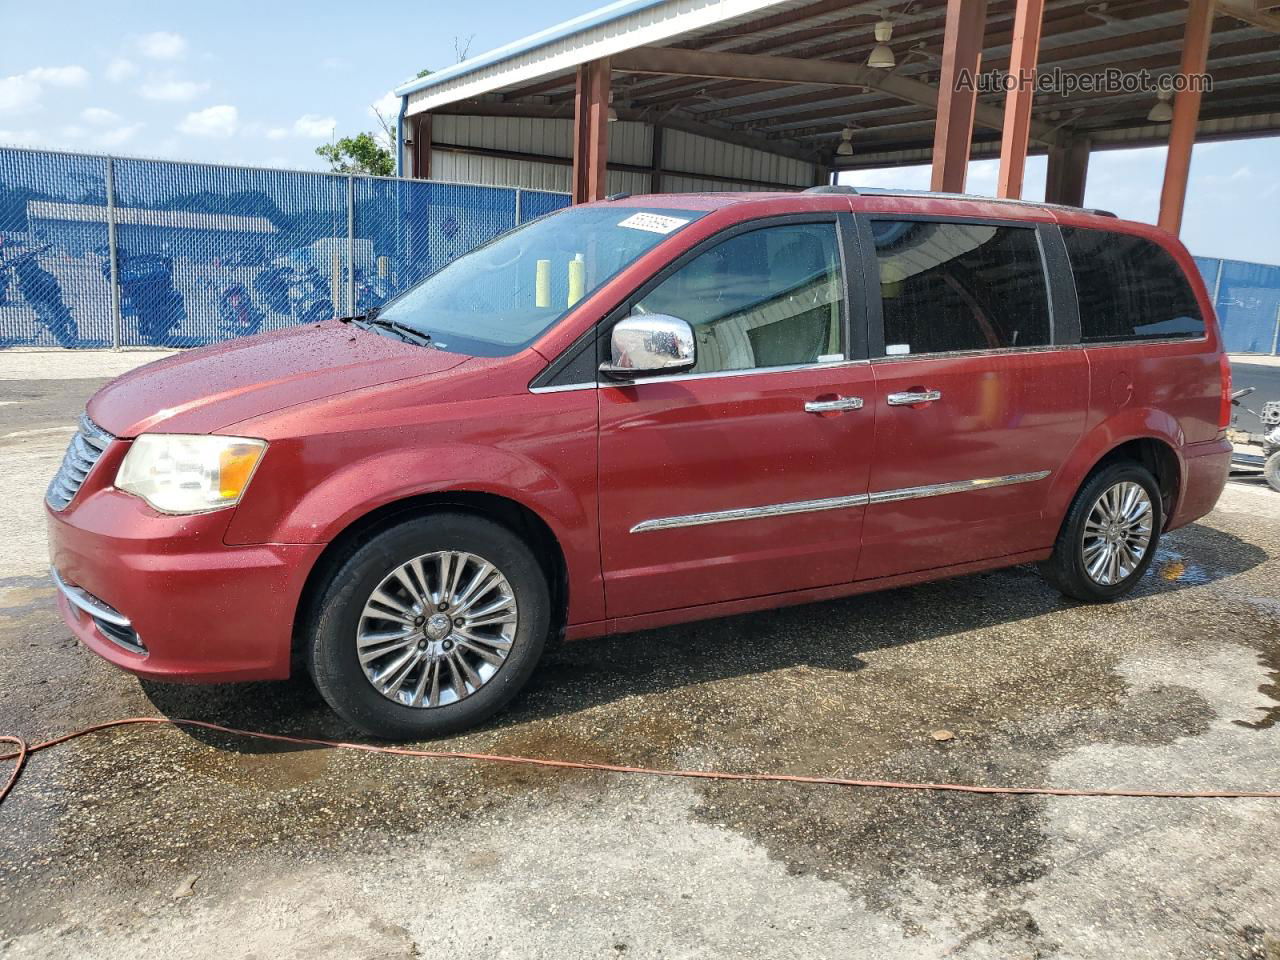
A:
[887,389,942,406]
[805,396,864,414]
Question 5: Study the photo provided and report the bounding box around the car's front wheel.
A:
[306,513,550,739]
[1039,462,1163,602]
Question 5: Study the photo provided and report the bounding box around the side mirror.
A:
[599,314,696,379]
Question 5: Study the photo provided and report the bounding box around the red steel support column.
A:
[1044,136,1090,207]
[411,113,432,179]
[573,58,611,204]
[997,0,1046,199]
[1158,0,1214,235]
[931,0,987,193]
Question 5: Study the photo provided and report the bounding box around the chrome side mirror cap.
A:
[599,314,696,379]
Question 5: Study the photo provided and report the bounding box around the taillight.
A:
[1219,352,1232,430]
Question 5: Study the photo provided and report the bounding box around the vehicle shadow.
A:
[139,521,1266,751]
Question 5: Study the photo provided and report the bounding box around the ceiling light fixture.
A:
[868,19,895,69]
[836,125,855,157]
[607,91,618,123]
[1147,89,1173,123]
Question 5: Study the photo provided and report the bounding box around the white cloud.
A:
[138,31,188,60]
[265,115,337,140]
[106,58,138,83]
[81,106,121,125]
[292,114,335,138]
[372,91,399,122]
[140,78,210,102]
[27,65,90,88]
[59,124,86,140]
[177,104,237,138]
[0,65,89,114]
[97,123,143,148]
[0,128,42,146]
[0,74,42,114]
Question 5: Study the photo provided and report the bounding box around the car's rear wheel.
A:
[306,513,550,739]
[1039,462,1163,602]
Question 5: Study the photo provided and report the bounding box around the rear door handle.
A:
[887,389,942,406]
[804,396,864,413]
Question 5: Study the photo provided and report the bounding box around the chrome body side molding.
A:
[865,470,1051,505]
[629,470,1051,533]
[630,493,871,533]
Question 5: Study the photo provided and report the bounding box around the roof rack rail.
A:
[803,185,859,194]
[846,187,1116,217]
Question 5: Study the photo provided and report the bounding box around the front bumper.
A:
[47,486,324,683]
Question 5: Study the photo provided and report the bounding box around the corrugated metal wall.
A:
[429,114,814,194]
[660,128,813,190]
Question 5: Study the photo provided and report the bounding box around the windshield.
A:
[375,206,704,356]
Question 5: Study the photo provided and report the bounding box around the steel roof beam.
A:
[611,44,1058,144]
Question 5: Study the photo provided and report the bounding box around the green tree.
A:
[315,133,394,177]
[314,59,455,177]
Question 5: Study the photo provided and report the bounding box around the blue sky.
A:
[3,0,1276,263]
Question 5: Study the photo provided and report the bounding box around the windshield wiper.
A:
[366,317,433,347]
[339,309,434,347]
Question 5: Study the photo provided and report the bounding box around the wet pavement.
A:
[2,366,1279,959]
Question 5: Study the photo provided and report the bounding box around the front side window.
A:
[630,221,845,375]
[871,219,1052,356]
[376,207,704,357]
[1062,227,1205,343]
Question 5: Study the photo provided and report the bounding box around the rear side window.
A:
[1062,227,1204,343]
[870,219,1051,356]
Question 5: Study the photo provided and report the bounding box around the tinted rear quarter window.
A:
[871,219,1051,355]
[1062,227,1204,343]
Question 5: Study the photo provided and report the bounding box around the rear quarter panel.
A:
[1044,213,1224,528]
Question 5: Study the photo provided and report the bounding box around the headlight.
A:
[116,434,266,514]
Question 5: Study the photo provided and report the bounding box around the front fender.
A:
[225,426,603,624]
[1045,405,1186,528]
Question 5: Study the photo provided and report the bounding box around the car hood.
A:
[88,321,468,436]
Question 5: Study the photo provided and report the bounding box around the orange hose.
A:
[2,715,1279,807]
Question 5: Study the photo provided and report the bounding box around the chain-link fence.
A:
[1194,255,1280,355]
[0,146,570,349]
[5,144,1279,355]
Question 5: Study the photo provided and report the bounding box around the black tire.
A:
[306,513,551,739]
[1264,451,1280,494]
[1039,461,1163,603]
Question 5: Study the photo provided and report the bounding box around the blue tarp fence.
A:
[4,146,1279,354]
[1194,255,1280,355]
[0,145,570,348]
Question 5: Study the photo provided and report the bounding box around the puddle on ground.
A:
[0,575,55,619]
[1233,646,1280,731]
[1152,548,1215,586]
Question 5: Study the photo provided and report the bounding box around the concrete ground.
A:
[2,353,1279,960]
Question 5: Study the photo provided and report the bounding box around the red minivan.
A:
[46,188,1232,738]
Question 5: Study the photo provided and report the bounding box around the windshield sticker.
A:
[618,212,690,235]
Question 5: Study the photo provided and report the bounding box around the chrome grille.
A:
[46,414,114,511]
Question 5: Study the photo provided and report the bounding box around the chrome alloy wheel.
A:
[1081,481,1154,587]
[356,551,518,708]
